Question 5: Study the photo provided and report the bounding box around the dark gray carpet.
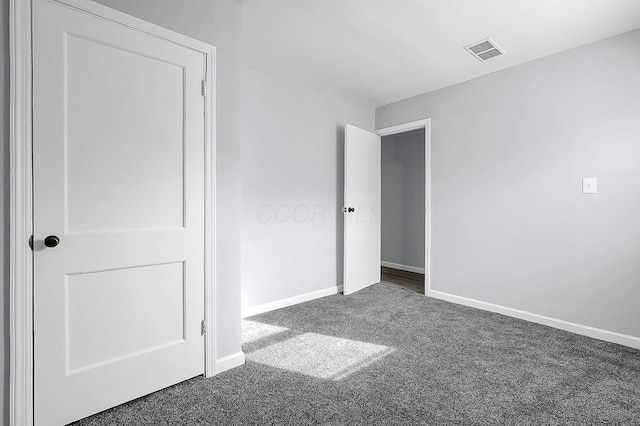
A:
[76,284,640,425]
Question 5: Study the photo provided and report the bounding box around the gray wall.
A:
[1,1,242,422]
[377,29,640,337]
[381,129,425,269]
[241,65,374,310]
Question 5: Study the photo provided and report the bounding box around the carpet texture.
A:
[75,284,640,425]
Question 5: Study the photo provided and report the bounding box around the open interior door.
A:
[32,0,207,423]
[343,124,381,295]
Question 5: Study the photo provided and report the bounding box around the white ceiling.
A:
[241,0,640,107]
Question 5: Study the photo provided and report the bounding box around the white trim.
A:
[203,46,217,378]
[376,120,428,137]
[242,285,344,318]
[430,290,640,350]
[215,352,246,375]
[376,118,432,296]
[10,1,218,423]
[380,261,425,275]
[9,0,34,424]
[51,0,214,52]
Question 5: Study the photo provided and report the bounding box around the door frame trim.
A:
[9,1,218,424]
[376,119,432,296]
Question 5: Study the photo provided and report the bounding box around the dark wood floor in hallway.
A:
[380,266,424,294]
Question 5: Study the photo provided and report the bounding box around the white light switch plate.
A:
[582,177,597,194]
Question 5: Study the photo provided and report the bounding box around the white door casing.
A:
[343,124,381,295]
[29,0,215,424]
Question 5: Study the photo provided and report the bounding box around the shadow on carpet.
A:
[75,284,640,425]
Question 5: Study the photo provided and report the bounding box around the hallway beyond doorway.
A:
[380,266,424,295]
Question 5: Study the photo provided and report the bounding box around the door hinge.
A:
[201,80,207,97]
[201,319,206,336]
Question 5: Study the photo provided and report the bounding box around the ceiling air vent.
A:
[464,38,505,62]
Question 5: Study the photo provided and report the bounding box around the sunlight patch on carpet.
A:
[246,332,394,380]
[242,320,289,344]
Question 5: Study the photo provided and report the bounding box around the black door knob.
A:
[44,235,60,248]
[348,207,355,213]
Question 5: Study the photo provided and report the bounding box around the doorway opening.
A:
[376,120,431,296]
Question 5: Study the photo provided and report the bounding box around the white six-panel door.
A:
[343,124,381,295]
[32,0,207,424]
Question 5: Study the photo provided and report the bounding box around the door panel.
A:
[33,1,206,424]
[343,124,381,295]
[66,262,186,374]
[65,33,186,233]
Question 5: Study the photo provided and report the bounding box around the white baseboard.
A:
[381,261,425,274]
[430,290,640,350]
[242,285,344,318]
[215,351,245,375]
